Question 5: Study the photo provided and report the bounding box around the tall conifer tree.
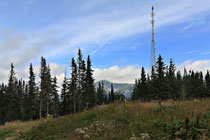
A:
[27,63,37,120]
[97,82,105,105]
[167,59,178,99]
[155,55,168,100]
[6,63,19,121]
[46,65,52,117]
[140,67,147,101]
[51,77,59,117]
[205,70,210,97]
[77,49,83,112]
[61,69,68,115]
[81,60,87,109]
[40,57,47,119]
[70,58,78,113]
[110,84,114,102]
[0,84,6,125]
[86,55,96,108]
[131,79,138,100]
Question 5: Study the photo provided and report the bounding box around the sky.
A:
[0,0,210,86]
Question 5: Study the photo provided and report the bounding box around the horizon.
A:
[95,79,134,85]
[0,0,210,85]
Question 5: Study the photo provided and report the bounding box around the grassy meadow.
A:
[1,99,210,140]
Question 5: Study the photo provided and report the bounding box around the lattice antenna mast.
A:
[150,6,156,69]
[64,66,66,78]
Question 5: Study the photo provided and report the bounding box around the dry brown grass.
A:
[0,120,41,140]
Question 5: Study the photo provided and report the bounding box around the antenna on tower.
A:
[64,65,67,80]
[150,6,156,69]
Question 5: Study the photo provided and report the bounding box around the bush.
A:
[166,118,208,140]
[117,116,130,124]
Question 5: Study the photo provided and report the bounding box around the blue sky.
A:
[0,0,210,84]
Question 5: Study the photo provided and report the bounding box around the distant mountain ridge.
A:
[94,80,134,98]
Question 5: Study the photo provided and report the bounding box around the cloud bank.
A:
[94,60,210,84]
[0,59,210,91]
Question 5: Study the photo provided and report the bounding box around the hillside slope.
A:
[1,100,210,140]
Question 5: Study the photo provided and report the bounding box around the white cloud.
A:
[49,63,66,88]
[0,69,9,84]
[177,60,210,74]
[1,59,210,91]
[180,24,192,34]
[0,62,66,92]
[0,28,59,70]
[93,65,141,84]
[183,25,192,31]
[93,59,210,84]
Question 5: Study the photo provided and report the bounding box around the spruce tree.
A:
[205,70,210,97]
[140,67,147,101]
[39,57,47,119]
[46,65,52,117]
[183,69,191,98]
[97,82,105,105]
[6,63,19,121]
[17,79,25,120]
[176,71,183,99]
[61,70,68,115]
[101,82,105,104]
[167,59,179,99]
[146,73,152,101]
[104,94,108,104]
[155,55,168,100]
[110,84,115,102]
[81,60,87,109]
[86,55,96,108]
[108,92,111,103]
[23,83,29,120]
[0,84,6,125]
[131,79,137,100]
[51,77,59,117]
[70,58,78,113]
[199,72,206,98]
[149,66,158,100]
[77,48,83,112]
[190,71,205,98]
[26,64,37,120]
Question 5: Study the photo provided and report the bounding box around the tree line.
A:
[96,82,124,105]
[131,54,210,101]
[0,49,113,125]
